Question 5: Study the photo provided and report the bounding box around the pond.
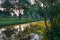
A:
[0,21,50,40]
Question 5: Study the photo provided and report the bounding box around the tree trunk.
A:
[48,0,55,40]
[19,8,21,20]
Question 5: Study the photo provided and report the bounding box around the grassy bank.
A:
[0,18,44,26]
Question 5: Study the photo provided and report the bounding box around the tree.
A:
[1,0,14,17]
[14,0,30,19]
[0,10,3,18]
[1,0,29,19]
[39,0,60,40]
[34,0,60,40]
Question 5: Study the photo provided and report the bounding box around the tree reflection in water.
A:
[0,23,43,40]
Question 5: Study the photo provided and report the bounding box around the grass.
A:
[0,18,42,27]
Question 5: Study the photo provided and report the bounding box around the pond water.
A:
[0,21,48,40]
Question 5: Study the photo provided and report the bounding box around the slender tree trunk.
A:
[19,8,21,20]
[42,4,51,40]
[43,2,54,40]
[48,0,55,40]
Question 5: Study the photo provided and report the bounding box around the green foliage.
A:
[53,3,60,17]
[2,10,11,17]
[24,3,43,18]
[19,0,30,6]
[28,4,42,14]
[1,0,14,8]
[38,0,60,40]
[1,0,14,17]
